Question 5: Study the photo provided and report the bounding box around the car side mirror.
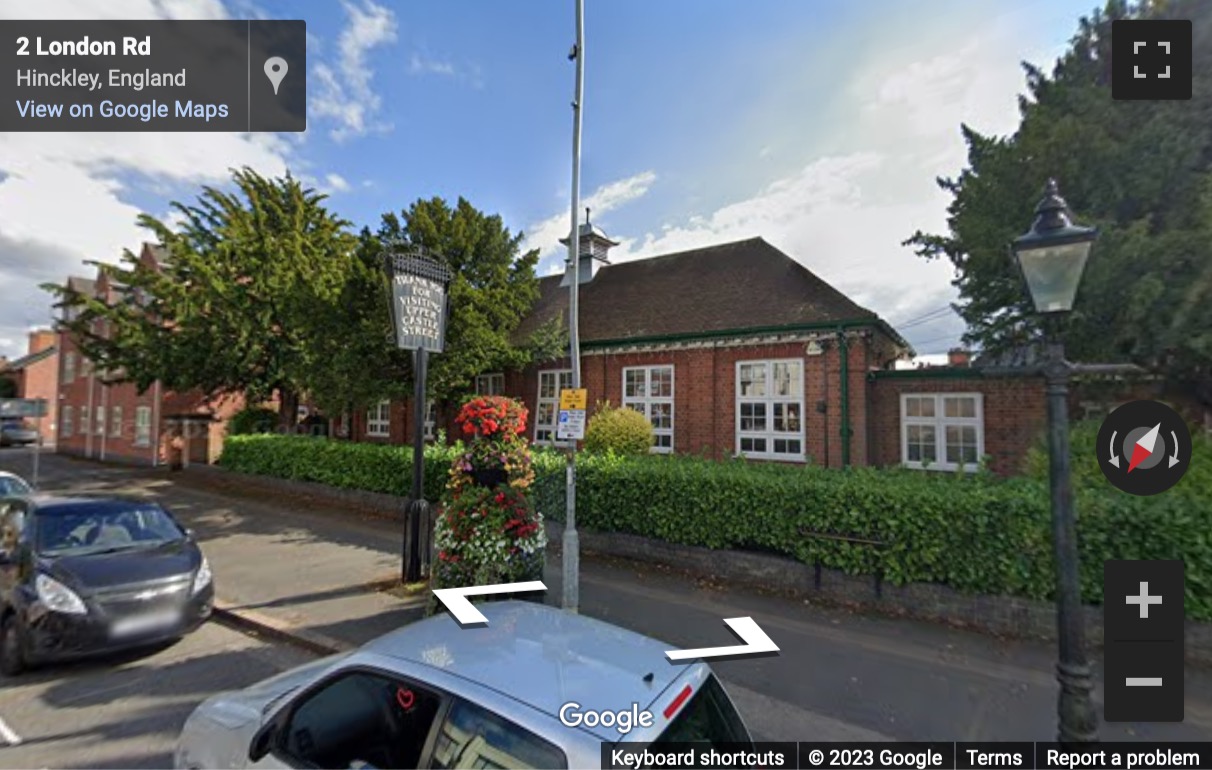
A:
[248,722,277,763]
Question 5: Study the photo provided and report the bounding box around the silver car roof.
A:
[360,601,696,736]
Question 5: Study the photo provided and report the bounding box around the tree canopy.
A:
[352,196,559,407]
[906,0,1212,402]
[44,167,360,426]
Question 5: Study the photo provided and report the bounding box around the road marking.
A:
[0,714,22,746]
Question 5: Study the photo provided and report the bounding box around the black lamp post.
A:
[1011,178,1099,745]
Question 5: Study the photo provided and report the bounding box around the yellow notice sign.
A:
[559,388,587,410]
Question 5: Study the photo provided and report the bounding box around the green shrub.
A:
[583,401,653,455]
[227,406,280,436]
[219,430,1212,619]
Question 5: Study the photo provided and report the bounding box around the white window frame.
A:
[534,369,573,446]
[475,373,504,396]
[134,406,152,447]
[423,401,438,442]
[366,400,391,437]
[622,365,675,453]
[80,405,90,435]
[95,404,106,436]
[61,406,73,438]
[111,405,123,438]
[900,392,984,472]
[63,352,76,384]
[735,359,806,461]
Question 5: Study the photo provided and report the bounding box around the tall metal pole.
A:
[405,348,430,583]
[562,0,585,613]
[1044,332,1097,745]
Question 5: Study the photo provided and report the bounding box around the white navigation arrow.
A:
[1170,431,1181,468]
[665,617,779,662]
[433,581,547,625]
[1108,431,1120,468]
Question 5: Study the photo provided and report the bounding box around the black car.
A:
[0,495,214,675]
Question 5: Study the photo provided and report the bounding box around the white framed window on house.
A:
[63,352,76,384]
[475,373,504,396]
[366,400,391,437]
[111,406,122,437]
[535,369,573,445]
[80,405,90,435]
[61,406,73,438]
[96,405,106,435]
[900,393,984,472]
[736,360,805,461]
[623,365,674,452]
[134,406,152,447]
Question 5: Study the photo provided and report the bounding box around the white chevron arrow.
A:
[666,617,779,661]
[433,581,547,625]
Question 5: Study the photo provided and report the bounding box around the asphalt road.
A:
[5,448,1212,755]
[0,620,316,769]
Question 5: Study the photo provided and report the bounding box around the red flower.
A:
[495,492,506,504]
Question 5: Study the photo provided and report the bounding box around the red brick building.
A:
[347,228,1205,476]
[0,329,60,444]
[54,244,245,467]
[350,230,920,468]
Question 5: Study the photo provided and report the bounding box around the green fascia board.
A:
[581,317,908,350]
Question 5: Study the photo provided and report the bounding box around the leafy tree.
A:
[906,0,1212,403]
[44,168,360,427]
[350,197,551,415]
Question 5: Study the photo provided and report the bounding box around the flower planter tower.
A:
[427,396,547,615]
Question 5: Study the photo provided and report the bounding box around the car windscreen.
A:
[0,477,31,496]
[650,675,750,746]
[34,504,185,556]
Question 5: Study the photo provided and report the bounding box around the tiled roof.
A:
[512,237,882,345]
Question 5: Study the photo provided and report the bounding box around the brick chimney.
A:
[947,348,971,367]
[28,329,55,355]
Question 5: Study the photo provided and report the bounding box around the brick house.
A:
[0,329,60,444]
[350,229,917,468]
[54,244,245,467]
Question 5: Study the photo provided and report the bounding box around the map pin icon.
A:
[264,57,288,95]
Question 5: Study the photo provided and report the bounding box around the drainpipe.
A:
[151,381,161,466]
[85,368,94,458]
[838,328,851,468]
[821,343,830,467]
[99,383,108,462]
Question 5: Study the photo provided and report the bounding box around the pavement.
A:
[3,448,1212,764]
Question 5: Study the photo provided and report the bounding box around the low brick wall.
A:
[180,464,1212,664]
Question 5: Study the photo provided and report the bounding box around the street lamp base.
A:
[1057,660,1099,745]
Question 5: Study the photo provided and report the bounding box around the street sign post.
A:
[556,388,587,441]
[386,250,453,584]
[0,399,47,487]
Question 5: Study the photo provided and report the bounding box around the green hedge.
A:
[219,429,1212,619]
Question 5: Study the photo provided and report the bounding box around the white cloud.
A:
[409,52,455,77]
[526,15,1063,355]
[311,0,398,142]
[522,170,657,259]
[325,173,351,193]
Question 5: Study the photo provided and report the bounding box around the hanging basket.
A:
[469,467,509,488]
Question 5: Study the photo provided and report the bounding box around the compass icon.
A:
[1097,400,1191,496]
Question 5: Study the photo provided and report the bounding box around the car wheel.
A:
[0,613,26,676]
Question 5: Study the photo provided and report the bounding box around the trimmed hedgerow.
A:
[219,426,1212,618]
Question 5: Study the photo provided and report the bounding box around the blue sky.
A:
[0,0,1101,361]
